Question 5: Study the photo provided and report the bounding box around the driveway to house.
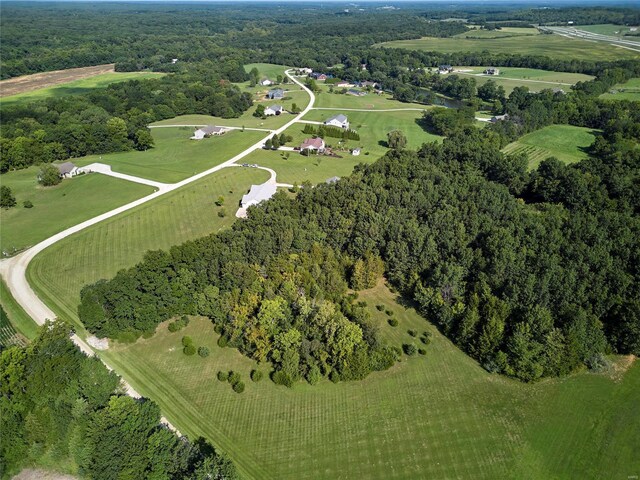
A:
[83,163,170,189]
[311,107,427,112]
[149,125,274,133]
[0,68,314,406]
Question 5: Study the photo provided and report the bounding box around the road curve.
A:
[0,68,314,396]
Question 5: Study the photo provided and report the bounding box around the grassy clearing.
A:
[0,72,165,106]
[502,125,597,169]
[73,128,265,183]
[377,34,640,61]
[457,26,540,39]
[314,86,429,110]
[243,63,292,80]
[27,167,270,326]
[0,278,38,342]
[92,282,640,480]
[0,167,153,254]
[600,77,640,101]
[577,24,640,36]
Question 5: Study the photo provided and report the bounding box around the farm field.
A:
[27,167,270,325]
[0,71,165,106]
[600,77,640,101]
[91,282,640,480]
[450,67,593,93]
[376,34,640,60]
[0,166,153,254]
[73,127,265,183]
[502,125,597,169]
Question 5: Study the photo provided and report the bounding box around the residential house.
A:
[352,148,361,156]
[299,68,313,74]
[300,137,326,153]
[191,125,227,140]
[171,58,178,64]
[326,176,341,184]
[56,162,79,179]
[311,73,328,81]
[264,105,285,116]
[241,182,278,209]
[324,114,349,129]
[267,88,284,99]
[484,68,500,75]
[438,65,454,74]
[490,114,510,123]
[347,89,366,96]
[336,81,352,88]
[552,88,566,95]
[359,80,378,88]
[260,78,273,86]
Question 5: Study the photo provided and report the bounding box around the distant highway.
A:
[541,26,640,53]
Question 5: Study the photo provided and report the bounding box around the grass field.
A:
[458,26,540,39]
[0,72,165,106]
[377,34,640,61]
[243,63,292,80]
[0,278,38,342]
[600,77,640,101]
[577,24,640,36]
[502,125,597,169]
[314,86,430,110]
[73,128,265,183]
[0,167,153,254]
[27,167,270,325]
[93,282,640,480]
[450,67,592,94]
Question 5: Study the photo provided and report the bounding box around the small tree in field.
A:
[215,196,225,206]
[183,344,196,356]
[38,164,61,186]
[0,186,16,209]
[387,130,407,150]
[198,346,210,358]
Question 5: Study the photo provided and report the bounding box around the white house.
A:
[324,114,349,129]
[352,148,361,156]
[56,162,79,179]
[264,105,285,116]
[241,182,278,209]
[260,78,273,86]
[484,68,500,75]
[171,58,178,64]
[326,176,341,184]
[438,65,454,74]
[299,68,313,74]
[191,125,227,140]
[300,137,325,153]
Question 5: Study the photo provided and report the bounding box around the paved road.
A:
[0,68,314,409]
[453,71,574,86]
[83,163,170,189]
[541,26,640,53]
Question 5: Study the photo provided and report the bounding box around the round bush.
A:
[418,348,427,356]
[329,370,340,383]
[217,371,228,382]
[385,309,394,317]
[228,371,241,386]
[250,370,263,382]
[214,324,223,334]
[181,336,193,347]
[388,318,399,327]
[408,329,417,337]
[403,343,417,356]
[232,381,245,393]
[23,200,33,208]
[198,346,210,358]
[217,335,228,348]
[376,304,385,311]
[183,344,196,356]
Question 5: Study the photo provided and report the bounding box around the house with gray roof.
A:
[324,114,349,129]
[264,105,285,116]
[267,88,284,99]
[56,162,79,178]
[191,125,227,140]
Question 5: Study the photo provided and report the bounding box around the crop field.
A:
[73,128,265,183]
[0,71,165,106]
[376,34,640,61]
[0,167,153,254]
[27,167,270,324]
[91,282,640,480]
[600,77,640,101]
[502,125,597,169]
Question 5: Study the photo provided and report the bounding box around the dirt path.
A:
[0,64,115,97]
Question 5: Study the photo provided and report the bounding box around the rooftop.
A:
[241,182,278,209]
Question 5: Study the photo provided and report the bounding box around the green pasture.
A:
[0,279,38,342]
[73,128,265,183]
[0,166,153,254]
[502,125,597,169]
[377,34,640,61]
[0,72,165,107]
[27,167,270,325]
[600,77,640,101]
[576,24,640,36]
[457,26,540,39]
[243,63,292,80]
[314,85,429,110]
[93,282,640,480]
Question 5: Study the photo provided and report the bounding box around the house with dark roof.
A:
[490,114,510,123]
[56,162,78,178]
[484,68,500,75]
[267,88,284,99]
[300,137,325,153]
[347,89,366,97]
[264,105,285,116]
[324,114,349,129]
[438,65,454,74]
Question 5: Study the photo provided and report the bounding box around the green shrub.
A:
[228,371,241,386]
[214,324,223,334]
[198,346,210,358]
[217,371,228,382]
[23,200,33,208]
[385,309,394,317]
[271,370,294,387]
[168,322,180,333]
[181,336,193,347]
[403,343,417,356]
[418,348,427,355]
[420,332,432,345]
[232,381,245,393]
[388,318,398,327]
[168,316,189,332]
[306,364,322,385]
[250,370,263,382]
[217,335,228,347]
[329,370,340,383]
[376,304,385,311]
[217,208,227,218]
[183,344,196,356]
[408,329,417,337]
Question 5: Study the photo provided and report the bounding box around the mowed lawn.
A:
[0,72,165,107]
[0,278,38,342]
[314,86,429,110]
[377,34,640,61]
[27,167,270,325]
[95,282,640,480]
[0,166,153,253]
[600,77,640,101]
[73,128,266,183]
[243,62,292,80]
[457,26,540,39]
[502,125,597,169]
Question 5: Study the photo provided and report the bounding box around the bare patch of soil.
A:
[12,469,78,480]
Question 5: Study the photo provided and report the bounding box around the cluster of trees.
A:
[302,124,360,141]
[0,321,237,479]
[264,134,293,150]
[0,70,253,172]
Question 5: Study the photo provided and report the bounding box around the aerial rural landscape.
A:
[0,1,639,479]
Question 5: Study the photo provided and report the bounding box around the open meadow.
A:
[0,71,165,106]
[600,77,640,101]
[502,125,597,169]
[457,26,540,39]
[0,166,153,254]
[73,127,265,183]
[577,24,640,36]
[377,33,640,60]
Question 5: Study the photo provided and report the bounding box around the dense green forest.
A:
[0,321,237,479]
